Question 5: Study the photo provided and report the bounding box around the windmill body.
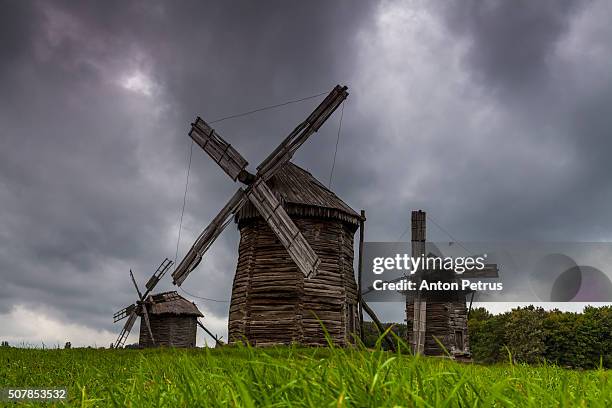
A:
[230,163,361,346]
[138,291,203,348]
[113,258,221,348]
[406,210,498,358]
[406,270,471,357]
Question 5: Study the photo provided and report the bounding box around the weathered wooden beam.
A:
[197,319,224,347]
[358,210,366,342]
[360,298,396,352]
[411,210,426,355]
[172,188,247,286]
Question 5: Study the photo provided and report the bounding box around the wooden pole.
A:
[360,298,396,352]
[358,210,365,342]
[197,320,224,347]
[467,291,475,319]
[411,210,426,355]
[355,211,395,351]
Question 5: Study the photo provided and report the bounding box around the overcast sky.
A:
[1,0,611,347]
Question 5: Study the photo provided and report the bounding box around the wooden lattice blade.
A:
[113,303,136,323]
[172,188,248,286]
[247,179,320,278]
[460,264,499,278]
[190,117,249,181]
[114,308,138,348]
[144,258,174,294]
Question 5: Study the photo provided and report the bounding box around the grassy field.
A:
[1,343,610,407]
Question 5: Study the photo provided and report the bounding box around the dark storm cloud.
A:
[422,0,612,243]
[1,0,611,344]
[436,0,583,92]
[346,0,611,248]
[0,0,377,341]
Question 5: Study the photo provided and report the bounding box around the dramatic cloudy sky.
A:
[1,0,611,346]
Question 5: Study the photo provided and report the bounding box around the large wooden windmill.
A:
[171,85,361,345]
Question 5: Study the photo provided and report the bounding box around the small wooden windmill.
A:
[171,85,361,346]
[406,210,499,357]
[136,291,204,348]
[113,258,220,348]
[113,258,174,348]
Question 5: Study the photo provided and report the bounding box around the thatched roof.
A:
[141,291,203,317]
[237,162,360,226]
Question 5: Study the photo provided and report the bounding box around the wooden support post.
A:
[467,291,475,319]
[358,210,366,343]
[355,212,395,352]
[197,320,224,347]
[411,210,427,355]
[360,298,396,352]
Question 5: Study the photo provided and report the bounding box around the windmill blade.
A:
[129,270,144,300]
[113,303,136,323]
[172,188,248,286]
[256,85,348,180]
[460,263,499,278]
[190,117,249,181]
[141,304,155,346]
[144,258,174,296]
[248,179,320,278]
[114,308,138,348]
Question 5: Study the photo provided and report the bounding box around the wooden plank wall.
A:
[406,300,469,356]
[138,315,198,348]
[229,216,359,346]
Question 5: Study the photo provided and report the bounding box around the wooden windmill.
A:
[171,85,362,345]
[113,258,174,348]
[113,258,220,348]
[136,291,204,348]
[406,210,499,357]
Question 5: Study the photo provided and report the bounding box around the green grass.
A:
[0,344,610,407]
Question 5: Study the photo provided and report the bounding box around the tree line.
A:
[362,305,611,368]
[468,305,611,368]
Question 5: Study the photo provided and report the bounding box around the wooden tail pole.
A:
[411,210,427,355]
[358,209,366,343]
[360,298,396,352]
[197,320,224,347]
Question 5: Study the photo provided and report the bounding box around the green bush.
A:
[468,308,508,364]
[469,305,612,368]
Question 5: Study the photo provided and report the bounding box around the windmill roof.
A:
[237,162,360,226]
[142,291,203,317]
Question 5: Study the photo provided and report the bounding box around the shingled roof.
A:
[141,291,203,317]
[236,162,360,227]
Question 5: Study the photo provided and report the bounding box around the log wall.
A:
[406,299,469,356]
[138,315,198,348]
[229,216,359,346]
